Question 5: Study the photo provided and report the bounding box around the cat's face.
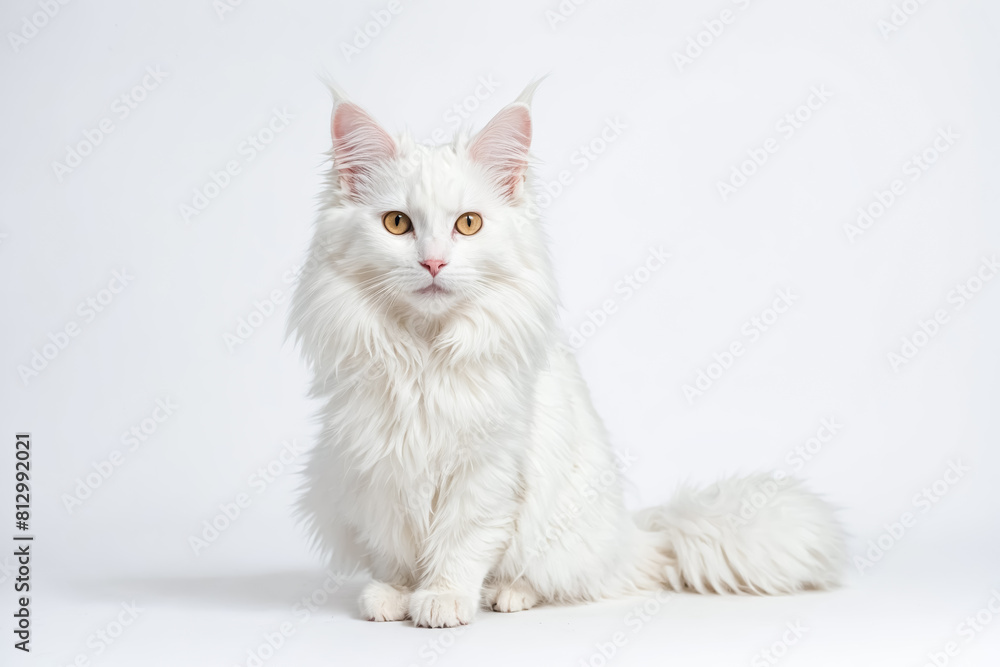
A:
[324,98,539,319]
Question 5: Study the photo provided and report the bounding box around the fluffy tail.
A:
[634,474,845,595]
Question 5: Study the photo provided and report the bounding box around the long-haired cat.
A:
[289,82,844,628]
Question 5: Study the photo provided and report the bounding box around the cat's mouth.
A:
[417,283,449,296]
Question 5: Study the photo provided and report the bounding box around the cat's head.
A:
[313,84,552,322]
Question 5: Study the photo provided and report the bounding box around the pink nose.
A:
[421,259,446,277]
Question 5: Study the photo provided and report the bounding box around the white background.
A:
[1,0,999,665]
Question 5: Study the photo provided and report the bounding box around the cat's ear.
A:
[469,90,535,200]
[331,101,397,196]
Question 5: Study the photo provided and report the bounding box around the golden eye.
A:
[455,212,483,236]
[382,211,412,235]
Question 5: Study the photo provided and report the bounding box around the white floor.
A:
[30,533,1000,667]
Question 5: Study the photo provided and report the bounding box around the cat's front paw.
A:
[359,580,410,622]
[409,589,477,628]
[487,581,539,613]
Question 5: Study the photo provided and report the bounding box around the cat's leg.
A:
[483,578,539,613]
[359,580,411,621]
[409,467,518,627]
[359,559,415,622]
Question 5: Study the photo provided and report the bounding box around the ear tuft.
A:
[331,102,396,196]
[469,103,532,200]
[514,75,548,108]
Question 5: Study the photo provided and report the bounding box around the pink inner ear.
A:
[470,104,532,198]
[331,103,396,192]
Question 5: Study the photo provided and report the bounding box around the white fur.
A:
[289,86,845,628]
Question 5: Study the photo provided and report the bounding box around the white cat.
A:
[289,83,845,628]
